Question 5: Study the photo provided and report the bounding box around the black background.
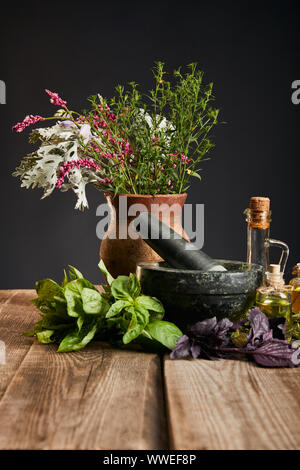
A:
[1,0,299,288]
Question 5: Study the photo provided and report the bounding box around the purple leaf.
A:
[250,339,297,367]
[213,318,233,346]
[170,335,191,359]
[248,307,270,345]
[190,340,201,359]
[190,317,217,337]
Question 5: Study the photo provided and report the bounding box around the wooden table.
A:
[1,290,300,450]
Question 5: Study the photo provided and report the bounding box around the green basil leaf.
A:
[106,299,131,318]
[123,312,144,344]
[36,330,55,344]
[123,305,149,344]
[77,315,84,332]
[32,279,67,317]
[81,288,110,315]
[135,295,165,316]
[64,279,96,318]
[62,269,69,288]
[128,273,141,298]
[57,320,98,352]
[35,278,64,299]
[145,321,183,350]
[111,276,133,301]
[68,265,84,280]
[98,259,114,285]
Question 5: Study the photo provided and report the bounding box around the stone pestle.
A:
[133,212,227,272]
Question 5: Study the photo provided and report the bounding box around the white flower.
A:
[79,124,91,144]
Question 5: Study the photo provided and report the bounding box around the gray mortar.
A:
[136,260,263,331]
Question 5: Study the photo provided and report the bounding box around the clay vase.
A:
[100,192,189,278]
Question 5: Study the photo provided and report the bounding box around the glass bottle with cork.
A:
[244,196,289,279]
[256,264,293,329]
[289,264,300,314]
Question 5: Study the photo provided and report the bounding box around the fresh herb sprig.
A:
[25,261,182,353]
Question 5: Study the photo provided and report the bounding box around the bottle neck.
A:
[246,225,270,270]
[245,207,272,270]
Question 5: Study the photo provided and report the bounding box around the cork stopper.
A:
[249,197,270,212]
[246,196,271,229]
[266,264,285,288]
[269,264,281,274]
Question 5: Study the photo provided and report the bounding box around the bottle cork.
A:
[266,264,285,288]
[247,196,271,229]
[249,197,270,212]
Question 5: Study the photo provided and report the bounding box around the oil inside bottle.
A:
[289,263,300,315]
[256,264,292,327]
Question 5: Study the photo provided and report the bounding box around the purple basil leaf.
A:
[190,317,217,337]
[250,339,297,367]
[248,307,270,345]
[190,340,201,359]
[262,330,273,342]
[213,318,233,346]
[170,335,191,359]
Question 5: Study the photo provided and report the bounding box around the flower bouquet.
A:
[13,62,219,210]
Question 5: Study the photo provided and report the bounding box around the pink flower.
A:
[56,158,100,188]
[45,89,67,107]
[168,180,172,186]
[12,115,45,133]
[173,163,177,168]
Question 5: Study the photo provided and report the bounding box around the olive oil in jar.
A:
[289,264,300,314]
[256,288,292,322]
[256,264,292,325]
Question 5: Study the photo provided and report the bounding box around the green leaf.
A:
[68,265,84,280]
[77,315,84,332]
[57,320,98,352]
[32,279,67,316]
[62,270,69,287]
[81,288,110,315]
[36,330,55,344]
[111,274,142,301]
[123,305,149,344]
[111,276,133,301]
[106,299,131,318]
[98,259,114,285]
[188,170,202,180]
[35,278,64,302]
[135,295,165,317]
[145,321,183,350]
[128,273,141,298]
[64,279,96,317]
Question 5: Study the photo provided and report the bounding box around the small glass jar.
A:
[256,264,293,329]
[289,264,300,314]
[256,286,293,324]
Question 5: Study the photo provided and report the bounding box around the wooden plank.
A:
[164,356,300,450]
[0,290,38,399]
[0,342,168,450]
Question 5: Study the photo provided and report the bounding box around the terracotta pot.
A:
[100,193,189,278]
